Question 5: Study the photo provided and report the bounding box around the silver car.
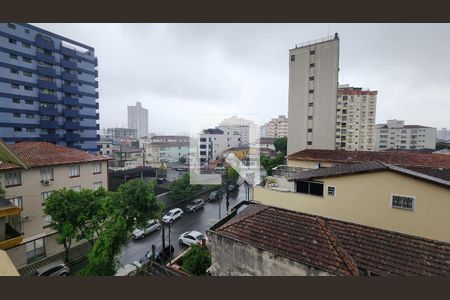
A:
[34,260,70,276]
[132,219,161,240]
[186,199,205,212]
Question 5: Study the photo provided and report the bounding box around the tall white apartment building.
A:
[127,101,149,138]
[287,34,340,155]
[437,128,449,141]
[375,120,437,151]
[336,85,377,151]
[199,128,243,163]
[260,125,268,138]
[263,115,288,138]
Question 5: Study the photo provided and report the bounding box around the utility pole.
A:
[141,144,146,181]
[161,221,166,249]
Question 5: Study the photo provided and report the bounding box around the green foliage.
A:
[227,167,239,185]
[179,156,187,164]
[436,142,448,150]
[274,137,288,155]
[181,244,211,276]
[260,153,285,176]
[170,174,202,202]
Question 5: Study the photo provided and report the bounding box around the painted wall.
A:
[254,170,450,242]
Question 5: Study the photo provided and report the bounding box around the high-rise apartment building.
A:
[287,34,340,155]
[0,23,99,152]
[437,128,449,141]
[127,101,148,138]
[262,115,288,139]
[101,127,137,141]
[375,120,437,151]
[336,85,377,151]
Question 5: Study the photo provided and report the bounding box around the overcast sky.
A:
[34,23,450,134]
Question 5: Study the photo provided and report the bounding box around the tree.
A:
[436,142,449,150]
[179,156,187,164]
[274,137,288,155]
[81,180,163,275]
[44,189,80,263]
[228,167,239,185]
[181,244,211,276]
[170,173,202,202]
[260,153,285,176]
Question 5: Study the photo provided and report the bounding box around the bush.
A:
[181,244,211,276]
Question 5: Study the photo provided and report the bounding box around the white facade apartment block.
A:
[336,85,377,151]
[127,101,149,138]
[375,120,437,151]
[287,34,340,155]
[437,128,449,140]
[264,115,288,138]
[199,128,243,163]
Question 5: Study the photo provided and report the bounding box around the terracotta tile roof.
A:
[217,204,450,276]
[287,149,450,170]
[401,166,450,182]
[0,142,110,171]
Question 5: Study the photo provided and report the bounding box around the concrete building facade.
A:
[0,23,100,152]
[0,142,109,268]
[375,120,437,151]
[287,34,340,155]
[336,85,377,151]
[127,101,148,138]
[263,115,288,139]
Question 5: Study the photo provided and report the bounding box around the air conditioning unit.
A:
[22,215,32,222]
[41,180,50,186]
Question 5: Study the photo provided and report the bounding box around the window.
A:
[10,68,19,74]
[308,103,314,107]
[11,83,19,89]
[308,116,313,120]
[40,168,54,181]
[23,57,31,63]
[23,71,32,77]
[71,186,81,192]
[307,141,312,145]
[290,55,295,61]
[310,50,315,55]
[22,42,31,49]
[25,99,33,105]
[308,129,313,132]
[92,162,102,174]
[12,98,20,103]
[69,165,80,177]
[24,86,33,91]
[14,127,22,132]
[93,182,102,191]
[26,114,34,119]
[26,128,35,132]
[5,171,21,187]
[13,113,21,118]
[9,196,23,209]
[41,191,53,205]
[43,215,52,227]
[9,38,17,44]
[26,238,45,262]
[327,186,336,197]
[25,29,30,34]
[8,23,16,29]
[9,53,18,60]
[391,195,415,211]
[309,76,314,81]
[310,63,315,68]
[296,180,324,196]
[309,89,314,94]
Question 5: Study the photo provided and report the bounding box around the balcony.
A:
[38,93,58,103]
[95,81,99,88]
[95,69,98,77]
[95,91,99,98]
[38,79,57,90]
[95,102,99,109]
[35,35,55,51]
[94,57,98,67]
[39,106,59,116]
[95,112,99,119]
[62,85,78,94]
[63,97,79,106]
[61,59,77,69]
[40,133,60,142]
[65,133,81,142]
[36,52,56,64]
[61,45,77,57]
[96,123,100,130]
[37,65,56,77]
[64,109,79,118]
[64,121,81,130]
[40,120,59,129]
[62,71,78,81]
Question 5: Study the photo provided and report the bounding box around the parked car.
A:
[162,208,183,223]
[209,189,223,201]
[132,219,161,240]
[156,178,168,184]
[228,184,238,192]
[139,245,175,265]
[115,261,142,276]
[33,260,70,276]
[178,231,207,246]
[186,199,205,212]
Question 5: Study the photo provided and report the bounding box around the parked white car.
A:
[132,219,161,240]
[115,261,142,276]
[162,208,183,223]
[186,199,205,212]
[178,230,207,246]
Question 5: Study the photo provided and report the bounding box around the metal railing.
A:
[295,35,336,49]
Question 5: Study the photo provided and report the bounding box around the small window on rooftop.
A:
[8,23,16,29]
[391,195,415,211]
[290,55,295,61]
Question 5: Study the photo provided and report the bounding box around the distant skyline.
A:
[33,23,450,134]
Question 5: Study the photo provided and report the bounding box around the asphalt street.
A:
[119,182,252,267]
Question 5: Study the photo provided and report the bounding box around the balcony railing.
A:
[39,106,59,116]
[64,109,79,118]
[63,97,79,106]
[65,133,81,142]
[61,59,77,69]
[62,85,78,94]
[40,133,60,141]
[36,52,56,64]
[271,165,308,179]
[38,80,57,90]
[37,65,56,77]
[40,120,59,129]
[38,93,58,103]
[36,35,54,51]
[62,71,78,81]
[64,122,81,130]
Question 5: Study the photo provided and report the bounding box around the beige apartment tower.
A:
[287,34,340,155]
